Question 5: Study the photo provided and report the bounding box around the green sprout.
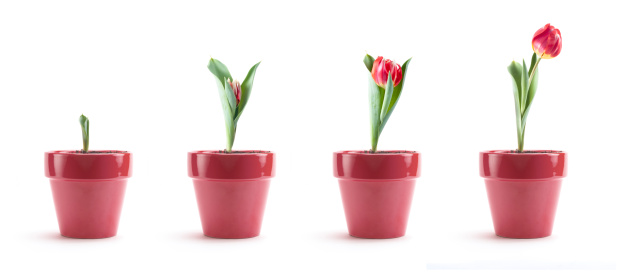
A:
[79,114,89,152]
[207,58,260,152]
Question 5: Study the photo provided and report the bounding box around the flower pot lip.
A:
[189,150,272,156]
[45,150,132,180]
[334,150,418,156]
[188,150,275,180]
[334,150,420,180]
[480,150,567,180]
[46,150,131,156]
[481,150,564,156]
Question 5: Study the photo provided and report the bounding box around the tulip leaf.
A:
[528,52,537,76]
[368,74,382,152]
[213,74,235,151]
[522,67,539,131]
[207,58,233,88]
[507,61,523,96]
[236,61,261,122]
[379,57,411,134]
[363,54,375,73]
[520,59,528,113]
[380,73,394,123]
[507,61,523,141]
[79,114,89,152]
[224,77,238,117]
[525,67,539,111]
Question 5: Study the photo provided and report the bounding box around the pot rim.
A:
[481,150,564,155]
[188,150,275,180]
[334,150,417,156]
[480,150,567,179]
[189,150,272,156]
[333,150,420,180]
[46,150,131,156]
[45,150,132,179]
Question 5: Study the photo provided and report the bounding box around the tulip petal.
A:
[372,57,387,88]
[532,23,562,59]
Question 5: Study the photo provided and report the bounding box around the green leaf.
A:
[520,59,528,113]
[79,114,89,152]
[507,61,523,149]
[379,57,412,134]
[526,67,539,109]
[207,58,233,88]
[223,77,238,117]
[507,61,523,96]
[528,52,537,76]
[236,61,261,122]
[363,54,375,73]
[522,67,539,130]
[214,75,235,151]
[380,73,394,123]
[368,74,382,152]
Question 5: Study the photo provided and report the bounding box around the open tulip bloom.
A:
[363,54,412,152]
[508,23,562,152]
[207,58,260,152]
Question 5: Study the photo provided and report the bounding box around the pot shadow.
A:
[467,231,558,242]
[176,232,266,243]
[321,232,412,243]
[33,232,119,243]
[36,232,67,240]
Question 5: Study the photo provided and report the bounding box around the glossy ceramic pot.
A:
[188,150,275,239]
[480,150,567,238]
[44,150,132,239]
[333,150,420,239]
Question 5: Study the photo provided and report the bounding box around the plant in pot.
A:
[333,54,418,239]
[44,115,132,238]
[188,58,274,239]
[480,23,565,239]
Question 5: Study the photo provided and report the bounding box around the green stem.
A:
[518,128,525,152]
[528,57,542,89]
[225,125,236,153]
[371,131,378,152]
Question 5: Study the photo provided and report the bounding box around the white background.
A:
[0,0,619,275]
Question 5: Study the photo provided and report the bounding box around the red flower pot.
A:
[480,150,567,238]
[44,150,132,239]
[188,150,275,239]
[333,150,420,239]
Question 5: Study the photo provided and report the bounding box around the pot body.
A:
[480,150,567,238]
[334,151,420,239]
[188,150,275,239]
[45,150,132,239]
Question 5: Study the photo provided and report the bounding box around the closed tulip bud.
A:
[228,79,242,105]
[532,23,562,59]
[371,56,403,88]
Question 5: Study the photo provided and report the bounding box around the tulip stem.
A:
[528,56,542,87]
